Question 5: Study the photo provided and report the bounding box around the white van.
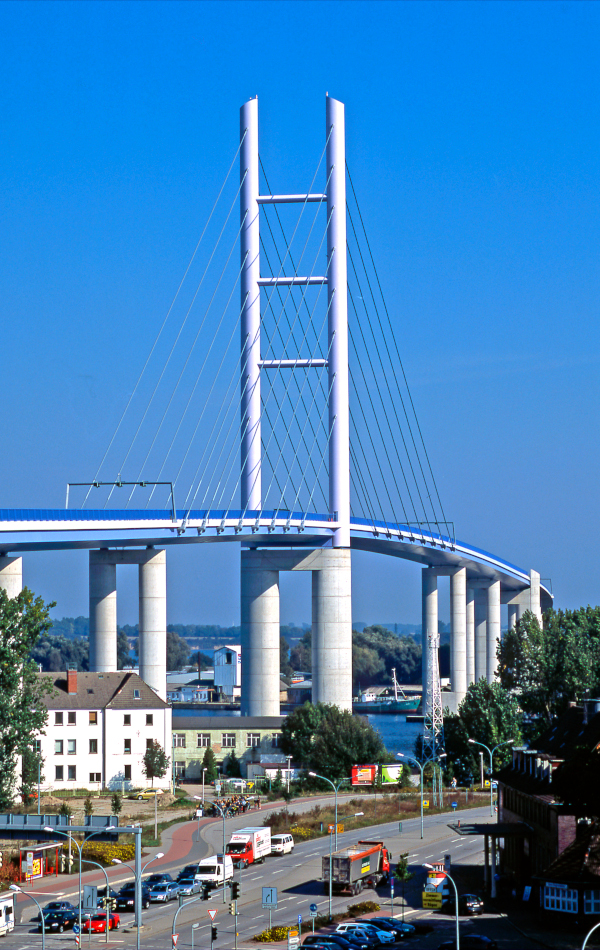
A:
[271,833,294,855]
[194,855,234,889]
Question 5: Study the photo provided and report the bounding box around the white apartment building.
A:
[36,669,172,792]
[213,645,241,699]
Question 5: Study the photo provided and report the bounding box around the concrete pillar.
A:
[241,552,280,716]
[507,604,518,631]
[529,569,542,625]
[450,569,467,704]
[422,570,438,711]
[139,549,167,701]
[312,548,352,710]
[474,588,487,683]
[89,552,117,673]
[487,580,501,682]
[0,556,23,598]
[466,587,475,685]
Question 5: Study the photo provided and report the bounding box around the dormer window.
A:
[133,689,141,700]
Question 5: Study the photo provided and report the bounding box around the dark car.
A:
[36,901,75,921]
[437,936,498,950]
[441,893,484,916]
[177,864,199,881]
[303,933,370,950]
[116,882,152,911]
[356,917,416,939]
[96,887,119,909]
[144,872,174,886]
[38,911,78,933]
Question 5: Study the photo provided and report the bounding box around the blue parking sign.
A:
[298,914,302,926]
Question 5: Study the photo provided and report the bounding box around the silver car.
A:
[176,878,203,897]
[149,882,181,903]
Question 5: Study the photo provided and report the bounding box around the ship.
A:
[353,668,421,714]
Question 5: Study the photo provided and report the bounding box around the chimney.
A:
[67,666,77,695]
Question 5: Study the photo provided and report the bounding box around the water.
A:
[172,707,421,759]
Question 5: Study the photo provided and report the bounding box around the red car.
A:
[81,913,120,933]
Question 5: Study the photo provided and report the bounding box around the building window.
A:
[89,772,101,784]
[174,762,186,779]
[55,765,64,781]
[173,734,186,748]
[89,711,98,725]
[222,734,236,748]
[271,734,280,748]
[54,740,63,755]
[197,734,211,748]
[124,714,131,726]
[67,739,76,755]
[584,890,600,914]
[133,689,141,700]
[124,739,131,754]
[146,739,153,751]
[124,765,131,781]
[55,712,63,726]
[544,884,578,913]
[68,712,76,725]
[34,739,41,754]
[146,714,153,726]
[246,733,260,748]
[226,652,233,665]
[89,739,98,755]
[68,765,76,781]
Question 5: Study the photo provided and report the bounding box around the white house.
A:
[213,645,241,699]
[36,669,172,792]
[166,683,213,703]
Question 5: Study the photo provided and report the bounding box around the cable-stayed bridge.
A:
[0,97,551,759]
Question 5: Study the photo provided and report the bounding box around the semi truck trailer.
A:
[322,840,391,896]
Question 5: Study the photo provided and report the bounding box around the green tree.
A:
[499,608,600,727]
[226,750,242,778]
[189,651,213,671]
[117,631,131,669]
[280,702,327,766]
[280,635,293,678]
[21,746,44,802]
[111,792,123,816]
[0,587,54,808]
[166,632,189,671]
[281,702,387,780]
[142,741,170,787]
[441,680,523,785]
[394,852,414,922]
[202,747,218,783]
[290,629,312,672]
[84,795,94,817]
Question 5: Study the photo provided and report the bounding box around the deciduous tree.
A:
[142,741,170,787]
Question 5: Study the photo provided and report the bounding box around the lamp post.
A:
[582,921,600,949]
[468,738,514,817]
[202,767,208,805]
[308,772,350,851]
[10,885,44,950]
[44,824,115,940]
[195,796,227,903]
[396,754,424,839]
[111,851,164,950]
[81,857,111,944]
[423,863,459,950]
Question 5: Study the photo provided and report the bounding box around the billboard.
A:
[351,764,377,786]
[381,764,404,785]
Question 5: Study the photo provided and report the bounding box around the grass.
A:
[140,813,194,847]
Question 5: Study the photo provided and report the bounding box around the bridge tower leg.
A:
[240,551,280,716]
[507,603,518,630]
[486,580,501,682]
[311,548,352,709]
[450,568,467,705]
[466,586,475,685]
[0,556,23,598]
[138,549,167,701]
[421,570,438,713]
[474,588,487,682]
[89,551,117,673]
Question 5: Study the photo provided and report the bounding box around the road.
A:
[5,802,545,949]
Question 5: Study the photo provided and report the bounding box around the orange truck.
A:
[322,839,392,896]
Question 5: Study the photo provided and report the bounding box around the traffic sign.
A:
[172,935,179,947]
[422,891,443,909]
[74,937,80,947]
[309,903,318,917]
[423,799,430,808]
[207,909,218,921]
[262,886,278,908]
[298,914,302,926]
[73,925,80,935]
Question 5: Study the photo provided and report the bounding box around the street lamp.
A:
[81,857,111,944]
[423,863,459,950]
[195,796,227,903]
[582,921,600,949]
[111,851,164,950]
[396,754,424,839]
[308,772,351,851]
[468,738,514,817]
[10,884,44,950]
[202,767,208,805]
[44,824,116,939]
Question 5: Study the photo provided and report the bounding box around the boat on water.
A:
[353,668,421,714]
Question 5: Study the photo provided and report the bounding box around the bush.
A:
[289,824,316,840]
[65,842,135,866]
[347,901,380,915]
[253,925,296,943]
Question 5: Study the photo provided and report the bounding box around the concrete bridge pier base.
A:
[486,580,501,683]
[507,604,519,630]
[474,588,487,682]
[89,553,117,673]
[450,568,467,705]
[240,555,280,717]
[421,570,438,712]
[311,548,352,710]
[466,587,475,685]
[0,556,23,598]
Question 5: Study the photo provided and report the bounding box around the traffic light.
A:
[201,884,209,901]
[211,924,218,943]
[229,900,237,916]
[231,880,240,900]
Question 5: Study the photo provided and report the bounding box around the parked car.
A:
[177,877,204,896]
[177,864,200,881]
[356,917,416,938]
[115,882,152,911]
[38,911,78,933]
[303,933,370,950]
[271,833,295,855]
[136,789,164,801]
[441,893,484,916]
[81,913,121,933]
[36,901,75,920]
[437,937,498,950]
[149,882,181,903]
[336,923,391,946]
[144,872,174,887]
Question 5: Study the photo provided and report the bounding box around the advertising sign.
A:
[351,764,377,786]
[381,764,403,784]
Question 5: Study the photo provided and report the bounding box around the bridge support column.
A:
[486,580,501,682]
[507,604,518,630]
[89,552,117,673]
[240,551,280,716]
[450,568,467,704]
[474,588,487,682]
[139,549,167,701]
[529,569,542,624]
[0,556,23,598]
[466,587,475,686]
[422,570,438,712]
[311,548,352,710]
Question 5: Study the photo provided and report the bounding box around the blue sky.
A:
[1,0,599,626]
